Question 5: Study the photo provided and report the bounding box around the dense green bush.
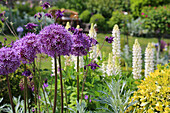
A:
[141,5,170,35]
[79,10,91,23]
[90,14,105,31]
[130,0,170,18]
[107,10,132,31]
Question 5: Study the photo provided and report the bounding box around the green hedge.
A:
[90,14,105,31]
[80,10,91,23]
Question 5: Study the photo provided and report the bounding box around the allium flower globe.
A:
[13,33,39,64]
[71,28,92,56]
[38,24,73,57]
[0,47,20,75]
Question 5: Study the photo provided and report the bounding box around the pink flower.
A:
[141,13,144,15]
[154,7,157,9]
[145,15,148,18]
[149,5,151,7]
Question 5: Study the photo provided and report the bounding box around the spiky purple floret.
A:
[55,10,64,20]
[45,13,53,18]
[71,28,92,56]
[25,23,38,30]
[87,62,100,70]
[41,2,50,9]
[38,24,73,57]
[0,47,20,75]
[12,33,39,64]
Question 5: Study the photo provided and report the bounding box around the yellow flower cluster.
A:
[127,63,170,113]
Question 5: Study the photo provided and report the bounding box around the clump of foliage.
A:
[130,0,169,17]
[90,14,105,31]
[127,63,170,112]
[107,10,132,31]
[141,5,170,35]
[80,10,91,23]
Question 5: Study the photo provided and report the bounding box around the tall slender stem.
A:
[77,56,79,104]
[53,54,58,113]
[6,74,15,113]
[59,56,64,113]
[33,60,37,113]
[41,85,49,113]
[26,76,30,113]
[24,65,27,113]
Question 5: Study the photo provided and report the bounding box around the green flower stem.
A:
[6,74,15,113]
[33,60,37,113]
[53,54,58,113]
[41,84,49,113]
[24,65,27,113]
[59,56,64,113]
[77,56,80,103]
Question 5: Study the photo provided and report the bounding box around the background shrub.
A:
[90,14,105,31]
[141,5,170,36]
[127,63,170,112]
[79,10,91,23]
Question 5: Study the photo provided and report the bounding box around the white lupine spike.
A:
[89,23,98,60]
[71,55,84,71]
[145,43,155,77]
[123,44,129,59]
[106,53,114,76]
[112,24,121,75]
[76,25,80,29]
[89,23,97,39]
[101,61,107,77]
[132,39,142,79]
[65,22,71,30]
[64,56,72,67]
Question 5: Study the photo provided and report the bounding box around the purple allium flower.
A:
[71,28,92,56]
[38,24,73,57]
[24,23,38,30]
[22,70,31,77]
[45,13,53,18]
[105,36,114,43]
[41,2,50,9]
[34,12,42,20]
[87,62,100,70]
[55,10,64,20]
[12,33,39,64]
[85,95,88,100]
[17,26,24,33]
[0,47,20,75]
[90,38,98,46]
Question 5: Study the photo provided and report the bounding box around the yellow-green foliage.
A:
[127,63,170,113]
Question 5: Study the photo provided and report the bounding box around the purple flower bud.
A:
[17,26,24,32]
[105,36,114,43]
[34,12,42,20]
[85,95,88,100]
[90,38,98,46]
[55,10,64,20]
[4,37,7,41]
[89,99,92,102]
[25,23,38,30]
[22,70,31,77]
[41,2,50,9]
[45,13,53,18]
[87,62,100,70]
[1,18,5,23]
[32,108,35,112]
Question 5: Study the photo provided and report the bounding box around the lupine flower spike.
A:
[112,24,121,75]
[145,43,155,77]
[132,39,142,79]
